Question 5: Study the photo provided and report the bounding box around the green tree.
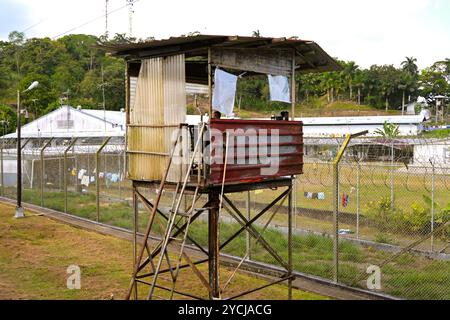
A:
[0,104,17,133]
[374,121,400,138]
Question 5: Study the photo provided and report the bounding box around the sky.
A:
[1,0,449,69]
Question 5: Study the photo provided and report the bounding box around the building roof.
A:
[296,115,426,126]
[2,105,126,139]
[79,108,125,126]
[101,34,341,76]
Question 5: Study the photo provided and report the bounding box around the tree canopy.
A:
[0,32,130,132]
[0,31,449,134]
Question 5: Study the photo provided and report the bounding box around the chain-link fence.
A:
[0,136,132,226]
[1,135,449,299]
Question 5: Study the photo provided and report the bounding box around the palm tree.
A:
[401,57,418,77]
[354,70,366,105]
[341,61,358,100]
[252,30,261,37]
[398,71,415,115]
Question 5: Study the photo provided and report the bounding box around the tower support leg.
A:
[208,190,220,300]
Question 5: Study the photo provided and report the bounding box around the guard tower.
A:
[104,35,340,300]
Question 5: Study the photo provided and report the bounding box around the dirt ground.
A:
[0,202,325,300]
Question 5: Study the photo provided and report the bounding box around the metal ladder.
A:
[127,123,207,300]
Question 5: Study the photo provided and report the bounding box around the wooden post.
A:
[209,189,220,299]
[208,48,213,117]
[291,50,296,121]
[288,185,293,300]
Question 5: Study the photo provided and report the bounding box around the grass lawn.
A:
[3,184,450,299]
[0,202,325,300]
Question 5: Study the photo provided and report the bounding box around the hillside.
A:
[187,95,401,118]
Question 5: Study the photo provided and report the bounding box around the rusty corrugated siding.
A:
[208,119,303,185]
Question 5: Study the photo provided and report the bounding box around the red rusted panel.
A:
[208,119,303,185]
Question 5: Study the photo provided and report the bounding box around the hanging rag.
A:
[212,68,238,116]
[81,175,90,187]
[268,75,291,103]
[78,169,87,180]
[111,174,119,183]
[342,193,349,208]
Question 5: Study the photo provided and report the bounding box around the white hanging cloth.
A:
[268,75,291,103]
[212,68,238,116]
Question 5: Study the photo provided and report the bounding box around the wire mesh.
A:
[1,135,449,299]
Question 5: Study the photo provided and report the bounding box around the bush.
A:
[366,196,450,239]
[401,203,430,235]
[365,197,400,232]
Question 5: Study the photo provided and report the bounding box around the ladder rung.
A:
[195,207,212,212]
[175,211,191,217]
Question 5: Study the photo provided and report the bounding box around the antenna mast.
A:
[105,0,109,38]
[127,0,135,37]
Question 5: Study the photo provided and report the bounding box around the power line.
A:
[52,0,141,40]
[20,18,47,34]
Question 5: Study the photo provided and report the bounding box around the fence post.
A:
[58,156,62,191]
[431,160,435,252]
[333,161,340,283]
[64,138,78,213]
[356,161,360,240]
[332,130,368,284]
[96,137,111,222]
[390,140,394,209]
[1,138,4,197]
[118,151,122,199]
[40,138,53,207]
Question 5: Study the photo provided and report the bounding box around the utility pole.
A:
[101,64,107,132]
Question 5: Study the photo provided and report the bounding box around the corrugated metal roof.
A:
[296,115,425,125]
[244,115,425,125]
[100,34,340,74]
[80,109,125,127]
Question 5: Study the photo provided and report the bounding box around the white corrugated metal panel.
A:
[128,54,187,182]
[129,76,137,110]
[186,83,209,95]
